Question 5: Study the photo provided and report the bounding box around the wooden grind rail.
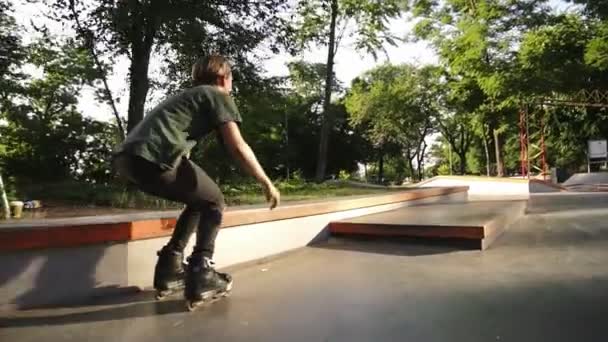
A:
[329,222,485,240]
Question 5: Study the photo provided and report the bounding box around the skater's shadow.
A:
[1,244,119,311]
[0,292,232,328]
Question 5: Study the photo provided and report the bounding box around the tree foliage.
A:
[345,64,434,180]
[294,0,404,180]
[44,0,295,132]
[0,0,26,107]
[1,33,119,187]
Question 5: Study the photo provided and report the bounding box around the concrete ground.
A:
[1,194,608,342]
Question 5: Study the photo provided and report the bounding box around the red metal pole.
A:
[519,107,527,178]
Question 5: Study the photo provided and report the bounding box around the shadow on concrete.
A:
[0,253,35,302]
[0,295,208,328]
[2,262,607,341]
[310,236,475,257]
[0,244,129,311]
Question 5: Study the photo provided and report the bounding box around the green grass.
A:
[12,180,400,209]
[224,184,394,206]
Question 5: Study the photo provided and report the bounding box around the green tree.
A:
[517,13,608,173]
[0,0,25,216]
[0,0,25,107]
[295,0,404,181]
[345,64,434,181]
[568,0,608,19]
[0,35,119,185]
[519,15,600,95]
[585,22,608,71]
[409,0,554,176]
[45,0,294,132]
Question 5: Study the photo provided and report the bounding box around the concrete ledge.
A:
[328,201,526,250]
[0,187,467,252]
[0,188,468,311]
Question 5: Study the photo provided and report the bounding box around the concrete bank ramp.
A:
[417,176,563,199]
[563,172,608,192]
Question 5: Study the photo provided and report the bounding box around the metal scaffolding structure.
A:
[519,89,608,179]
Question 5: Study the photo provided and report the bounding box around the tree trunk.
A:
[126,4,158,133]
[483,135,491,177]
[0,174,10,219]
[315,0,338,182]
[405,149,415,182]
[493,129,504,177]
[458,152,467,175]
[378,152,384,184]
[407,158,415,180]
[127,48,152,133]
[285,111,290,180]
[418,142,428,180]
[458,126,468,175]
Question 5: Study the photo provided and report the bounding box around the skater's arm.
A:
[219,122,280,208]
[219,122,270,185]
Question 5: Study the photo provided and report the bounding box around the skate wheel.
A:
[186,300,198,312]
[155,290,170,300]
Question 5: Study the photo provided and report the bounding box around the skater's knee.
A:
[187,190,225,212]
[203,206,223,226]
[206,193,225,213]
[215,192,226,211]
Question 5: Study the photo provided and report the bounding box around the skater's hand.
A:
[263,182,280,210]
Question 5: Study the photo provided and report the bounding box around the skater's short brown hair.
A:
[192,55,232,86]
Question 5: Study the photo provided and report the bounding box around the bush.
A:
[338,170,351,181]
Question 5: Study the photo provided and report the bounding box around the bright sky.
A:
[13,0,577,123]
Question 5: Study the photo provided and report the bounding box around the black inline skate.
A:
[153,247,186,300]
[184,256,233,311]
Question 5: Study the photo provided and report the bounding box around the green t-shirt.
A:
[115,85,242,170]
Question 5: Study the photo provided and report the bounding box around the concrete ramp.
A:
[527,192,608,214]
[417,176,563,199]
[563,172,608,192]
[329,201,526,250]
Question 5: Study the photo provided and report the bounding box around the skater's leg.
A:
[155,161,234,307]
[151,158,226,260]
[165,207,200,252]
[112,154,230,302]
[114,154,226,254]
[115,155,214,244]
[191,206,223,259]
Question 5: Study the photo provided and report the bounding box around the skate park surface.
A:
[2,186,608,341]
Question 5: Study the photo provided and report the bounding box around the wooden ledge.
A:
[330,222,485,239]
[0,187,467,252]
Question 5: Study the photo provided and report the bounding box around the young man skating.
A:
[112,55,280,310]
